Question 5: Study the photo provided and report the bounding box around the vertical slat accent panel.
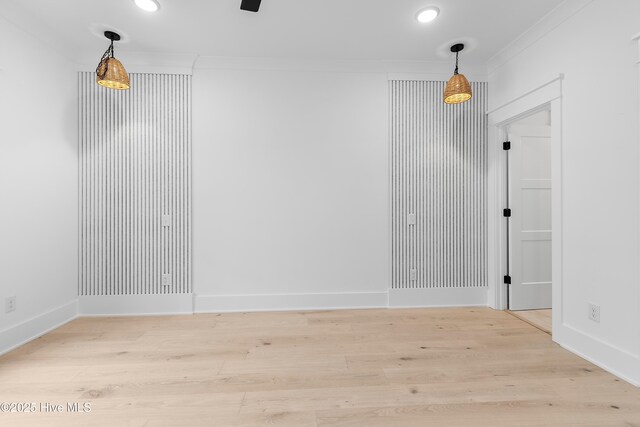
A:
[390,81,488,290]
[79,72,192,296]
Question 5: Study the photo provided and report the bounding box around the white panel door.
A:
[508,124,552,310]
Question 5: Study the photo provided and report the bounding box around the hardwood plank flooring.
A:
[1,308,639,426]
[509,309,552,334]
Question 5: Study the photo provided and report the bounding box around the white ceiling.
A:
[5,0,564,64]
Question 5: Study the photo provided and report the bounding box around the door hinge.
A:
[503,141,511,150]
[504,275,512,285]
[503,208,512,217]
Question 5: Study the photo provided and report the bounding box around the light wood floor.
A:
[509,309,552,334]
[1,308,639,426]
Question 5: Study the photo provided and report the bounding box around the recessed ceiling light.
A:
[416,7,439,23]
[134,0,160,12]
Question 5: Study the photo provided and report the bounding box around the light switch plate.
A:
[162,215,171,227]
[408,214,417,226]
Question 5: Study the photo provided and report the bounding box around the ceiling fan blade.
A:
[240,0,262,12]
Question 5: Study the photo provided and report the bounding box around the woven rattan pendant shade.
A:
[96,31,130,91]
[96,58,130,90]
[443,43,472,105]
[444,73,472,104]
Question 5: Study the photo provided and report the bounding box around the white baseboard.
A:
[556,324,640,387]
[389,287,488,308]
[195,288,488,313]
[195,292,388,313]
[0,300,78,356]
[79,294,194,316]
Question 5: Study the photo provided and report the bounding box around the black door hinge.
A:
[503,141,511,150]
[503,208,512,217]
[504,275,512,285]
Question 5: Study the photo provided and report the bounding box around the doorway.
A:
[505,109,552,333]
[487,75,563,340]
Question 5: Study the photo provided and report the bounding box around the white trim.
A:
[388,288,488,308]
[549,98,564,338]
[193,56,488,80]
[0,300,78,356]
[634,32,640,371]
[77,51,197,75]
[487,74,564,118]
[79,294,194,316]
[487,0,595,74]
[487,77,563,314]
[387,72,488,83]
[488,90,563,313]
[196,289,488,312]
[195,292,387,313]
[487,123,502,310]
[557,325,640,387]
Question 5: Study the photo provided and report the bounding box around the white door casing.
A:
[508,124,552,310]
[486,75,563,317]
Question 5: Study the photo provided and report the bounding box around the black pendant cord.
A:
[96,39,114,79]
[454,51,460,75]
[450,43,464,76]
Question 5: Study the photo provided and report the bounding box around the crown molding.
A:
[487,0,596,75]
[75,53,487,79]
[193,56,488,81]
[77,51,198,75]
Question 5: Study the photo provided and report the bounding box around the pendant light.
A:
[96,31,130,90]
[444,43,472,104]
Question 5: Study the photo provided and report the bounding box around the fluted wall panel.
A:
[390,80,488,289]
[79,72,192,295]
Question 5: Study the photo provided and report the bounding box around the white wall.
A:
[192,64,390,311]
[0,14,78,352]
[488,0,640,384]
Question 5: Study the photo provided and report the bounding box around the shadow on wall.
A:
[64,74,80,155]
[74,83,132,154]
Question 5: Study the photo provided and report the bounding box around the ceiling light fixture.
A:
[134,0,160,12]
[444,43,472,104]
[96,31,130,90]
[416,7,439,23]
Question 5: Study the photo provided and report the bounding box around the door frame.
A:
[487,74,563,338]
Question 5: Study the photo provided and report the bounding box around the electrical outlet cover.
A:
[162,274,171,286]
[5,296,16,313]
[588,303,600,323]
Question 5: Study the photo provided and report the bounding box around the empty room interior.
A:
[2,0,640,425]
